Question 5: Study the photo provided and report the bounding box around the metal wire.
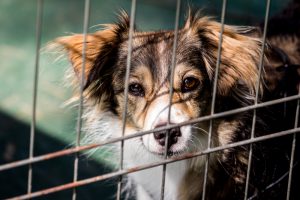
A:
[27,0,43,194]
[160,1,181,199]
[72,1,90,199]
[116,0,137,199]
[244,0,270,198]
[1,94,299,173]
[2,1,299,198]
[247,162,299,200]
[286,86,300,200]
[7,127,300,200]
[202,0,227,199]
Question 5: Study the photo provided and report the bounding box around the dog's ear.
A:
[54,12,130,100]
[54,29,117,81]
[184,11,262,97]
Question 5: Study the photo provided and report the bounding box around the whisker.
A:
[191,125,209,135]
[190,134,205,151]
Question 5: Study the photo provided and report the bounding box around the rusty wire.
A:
[5,127,300,200]
[0,94,299,173]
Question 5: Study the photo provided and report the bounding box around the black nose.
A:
[153,125,181,148]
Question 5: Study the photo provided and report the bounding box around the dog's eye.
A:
[181,77,200,93]
[128,83,145,97]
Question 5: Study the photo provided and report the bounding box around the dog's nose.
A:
[153,125,181,148]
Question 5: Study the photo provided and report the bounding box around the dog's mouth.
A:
[146,145,186,158]
[154,150,186,157]
[140,134,187,158]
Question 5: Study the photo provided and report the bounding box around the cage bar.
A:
[116,0,137,199]
[27,0,43,194]
[202,0,227,199]
[71,1,91,200]
[286,87,300,200]
[160,1,181,199]
[244,0,271,199]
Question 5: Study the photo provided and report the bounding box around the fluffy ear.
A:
[54,11,129,102]
[184,11,262,97]
[54,29,118,81]
[53,12,130,100]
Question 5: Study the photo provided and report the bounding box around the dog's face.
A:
[112,30,211,155]
[56,12,262,157]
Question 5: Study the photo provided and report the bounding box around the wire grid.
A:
[1,0,299,200]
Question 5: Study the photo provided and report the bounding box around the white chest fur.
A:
[124,139,188,200]
[83,112,207,200]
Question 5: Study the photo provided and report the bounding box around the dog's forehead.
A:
[119,30,202,73]
[130,30,200,53]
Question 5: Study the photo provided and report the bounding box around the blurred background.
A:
[0,0,289,199]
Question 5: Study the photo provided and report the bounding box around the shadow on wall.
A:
[0,111,117,200]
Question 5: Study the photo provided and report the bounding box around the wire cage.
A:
[0,0,299,200]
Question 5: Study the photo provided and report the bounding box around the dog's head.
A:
[55,11,262,157]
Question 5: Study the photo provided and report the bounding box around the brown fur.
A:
[55,29,117,80]
[185,14,262,96]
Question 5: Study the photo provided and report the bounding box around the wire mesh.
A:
[6,127,300,200]
[1,0,299,199]
[0,94,299,172]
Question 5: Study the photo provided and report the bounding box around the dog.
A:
[53,1,300,199]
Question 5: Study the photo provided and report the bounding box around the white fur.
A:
[82,103,209,200]
[142,96,191,155]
